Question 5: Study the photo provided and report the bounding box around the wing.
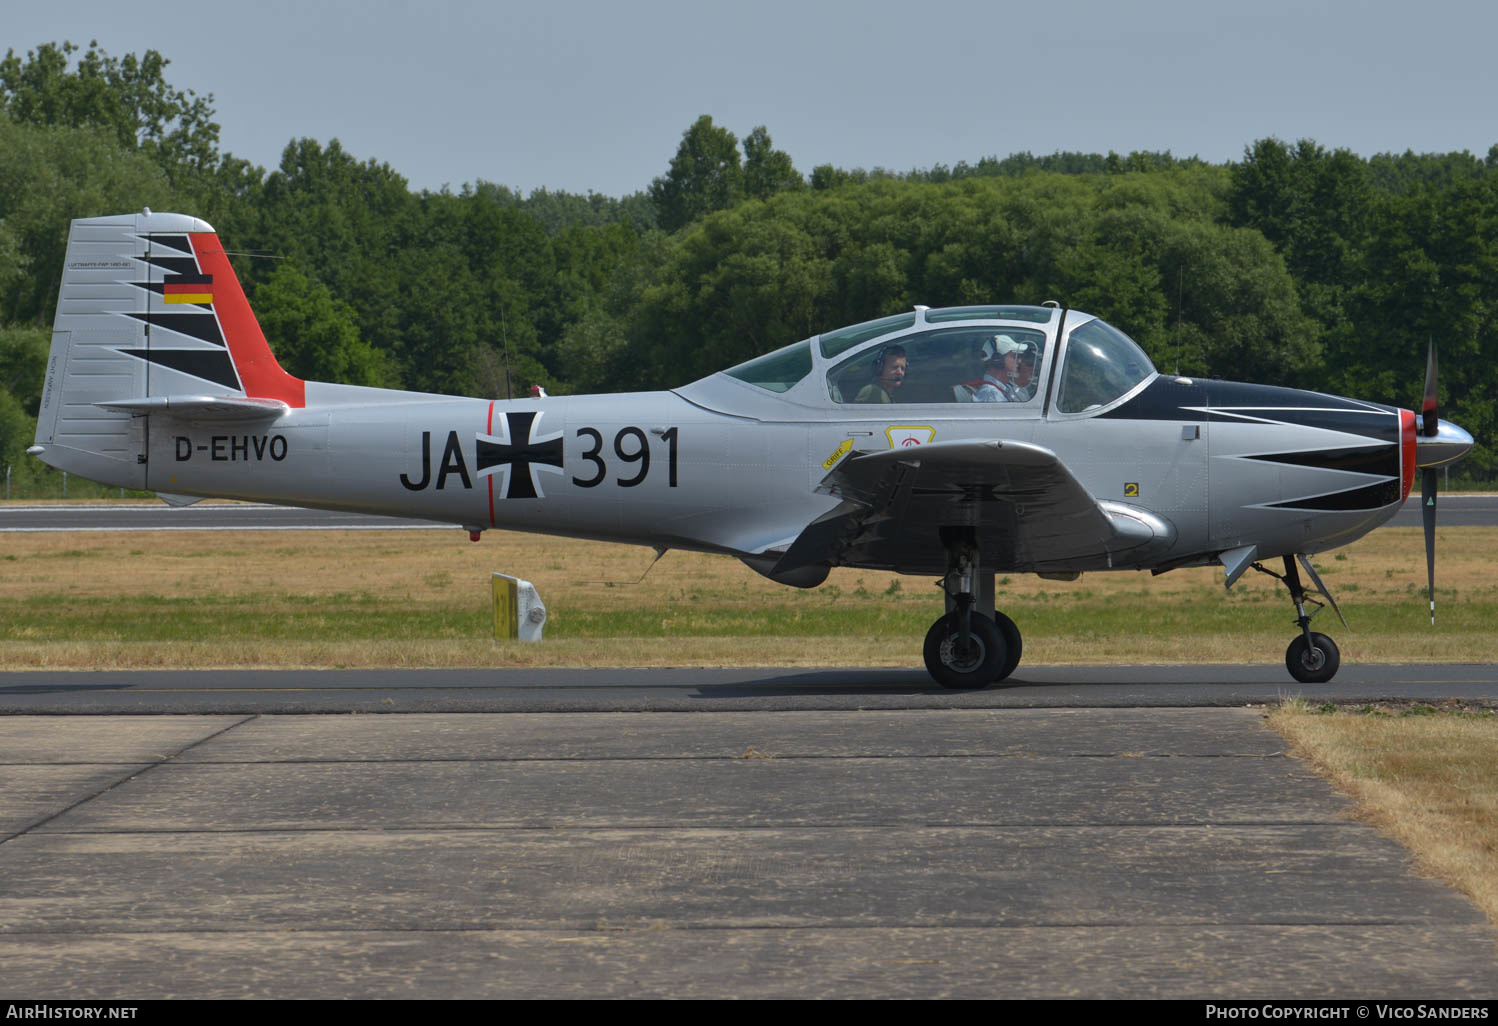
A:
[772,439,1175,576]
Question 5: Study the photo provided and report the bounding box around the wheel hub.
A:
[939,635,985,672]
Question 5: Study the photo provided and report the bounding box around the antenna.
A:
[501,308,512,401]
[1175,264,1184,376]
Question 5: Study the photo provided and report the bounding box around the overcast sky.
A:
[8,0,1498,198]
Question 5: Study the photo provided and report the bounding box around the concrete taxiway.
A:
[1,669,1496,998]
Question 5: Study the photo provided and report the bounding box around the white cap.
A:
[982,334,1026,362]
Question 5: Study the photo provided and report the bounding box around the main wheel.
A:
[1285,632,1340,684]
[993,611,1023,682]
[923,613,1006,689]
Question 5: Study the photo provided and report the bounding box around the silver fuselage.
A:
[139,346,1413,578]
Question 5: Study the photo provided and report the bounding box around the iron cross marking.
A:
[476,411,564,499]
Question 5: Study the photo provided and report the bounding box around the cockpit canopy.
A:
[716,305,1156,413]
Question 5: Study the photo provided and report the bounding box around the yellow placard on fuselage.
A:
[822,438,854,470]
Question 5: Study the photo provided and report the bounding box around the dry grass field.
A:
[2,520,1495,669]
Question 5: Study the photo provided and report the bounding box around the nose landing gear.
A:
[1253,554,1347,684]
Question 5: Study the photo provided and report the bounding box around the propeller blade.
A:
[1422,339,1439,437]
[1418,339,1440,625]
[1426,467,1438,623]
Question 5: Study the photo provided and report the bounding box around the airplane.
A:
[28,210,1476,687]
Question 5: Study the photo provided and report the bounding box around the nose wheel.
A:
[1252,555,1348,684]
[1286,632,1340,684]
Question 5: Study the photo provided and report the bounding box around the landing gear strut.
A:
[922,530,1023,689]
[1254,555,1343,684]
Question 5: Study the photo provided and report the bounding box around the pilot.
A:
[855,345,907,403]
[973,335,1026,402]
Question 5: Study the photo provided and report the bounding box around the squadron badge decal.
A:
[885,425,935,449]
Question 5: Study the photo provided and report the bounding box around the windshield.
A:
[1056,319,1155,413]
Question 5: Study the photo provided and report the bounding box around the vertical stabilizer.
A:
[31,210,304,488]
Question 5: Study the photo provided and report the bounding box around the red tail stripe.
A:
[188,234,305,407]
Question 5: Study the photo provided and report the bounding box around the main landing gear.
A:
[922,531,1023,689]
[1253,554,1346,684]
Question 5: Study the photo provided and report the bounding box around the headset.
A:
[872,345,906,377]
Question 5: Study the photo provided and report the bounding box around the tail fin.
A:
[31,210,303,488]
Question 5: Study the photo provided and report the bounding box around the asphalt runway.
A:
[3,663,1498,714]
[3,493,1498,531]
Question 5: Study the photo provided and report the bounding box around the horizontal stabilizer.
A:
[95,395,290,421]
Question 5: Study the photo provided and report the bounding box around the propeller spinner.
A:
[1413,340,1475,625]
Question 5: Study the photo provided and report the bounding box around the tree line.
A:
[3,40,1496,493]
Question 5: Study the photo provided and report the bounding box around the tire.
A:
[993,611,1023,682]
[1285,632,1340,684]
[923,613,1006,689]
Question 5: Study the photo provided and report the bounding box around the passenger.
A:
[855,345,907,403]
[973,335,1026,402]
[1013,348,1037,401]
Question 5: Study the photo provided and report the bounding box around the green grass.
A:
[2,593,471,642]
[7,591,1494,647]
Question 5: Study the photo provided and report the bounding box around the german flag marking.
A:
[163,278,214,304]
